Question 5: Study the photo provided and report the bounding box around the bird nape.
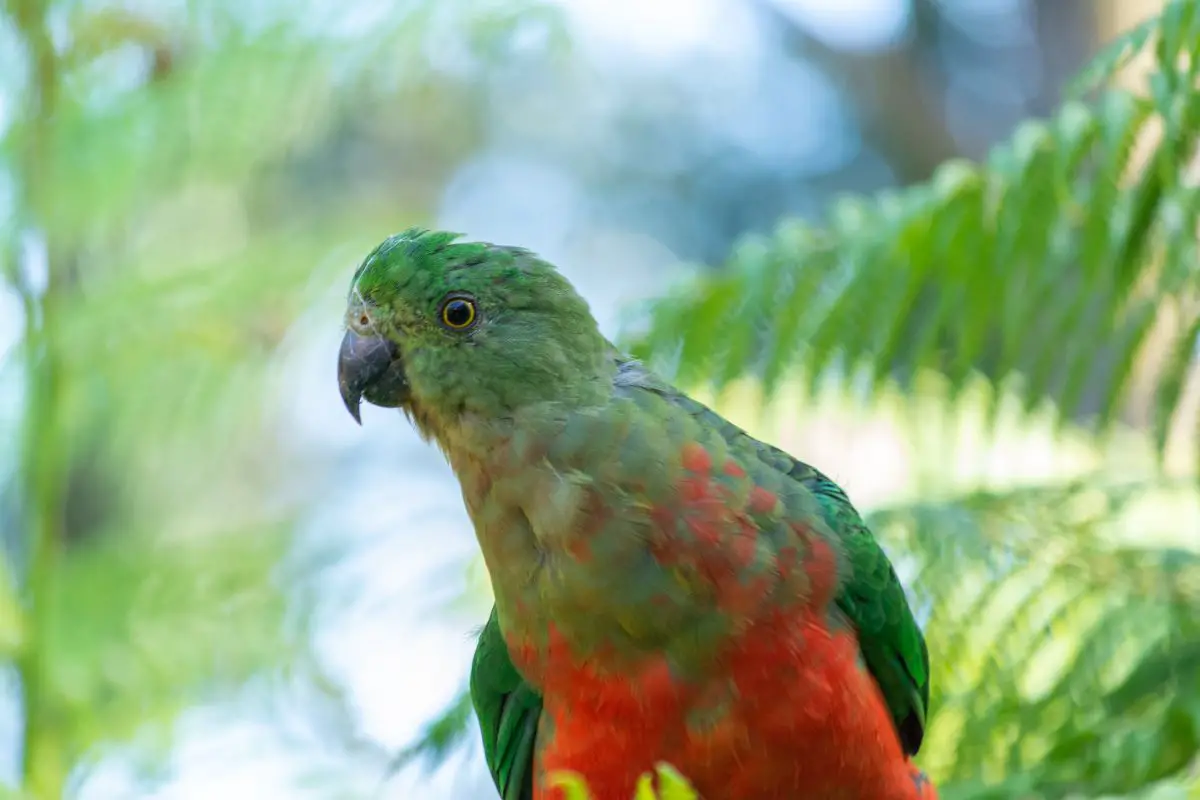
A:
[337,228,937,800]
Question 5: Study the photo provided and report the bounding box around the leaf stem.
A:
[4,0,65,795]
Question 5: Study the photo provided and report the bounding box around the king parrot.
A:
[337,229,938,800]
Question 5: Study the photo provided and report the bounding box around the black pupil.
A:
[446,300,472,326]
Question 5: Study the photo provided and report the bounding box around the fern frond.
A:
[626,0,1200,455]
[870,478,1200,796]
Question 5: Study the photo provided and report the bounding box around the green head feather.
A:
[338,228,614,436]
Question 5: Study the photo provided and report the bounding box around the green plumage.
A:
[471,608,541,800]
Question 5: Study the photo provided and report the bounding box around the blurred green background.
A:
[1,0,1198,797]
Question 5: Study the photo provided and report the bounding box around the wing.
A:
[619,356,931,755]
[470,606,542,800]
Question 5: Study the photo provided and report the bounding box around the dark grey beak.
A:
[337,329,408,424]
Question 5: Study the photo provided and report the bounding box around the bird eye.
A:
[439,296,478,330]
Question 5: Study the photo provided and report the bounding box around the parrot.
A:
[337,228,938,800]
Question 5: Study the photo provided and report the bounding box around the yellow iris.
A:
[440,296,476,329]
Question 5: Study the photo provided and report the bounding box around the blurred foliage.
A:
[880,481,1200,798]
[631,0,1200,462]
[0,0,560,797]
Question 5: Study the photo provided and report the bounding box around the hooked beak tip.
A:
[337,327,406,424]
[343,393,363,425]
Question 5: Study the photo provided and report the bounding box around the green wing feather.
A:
[470,607,542,800]
[798,468,931,754]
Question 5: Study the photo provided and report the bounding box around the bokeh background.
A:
[2,0,1199,797]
